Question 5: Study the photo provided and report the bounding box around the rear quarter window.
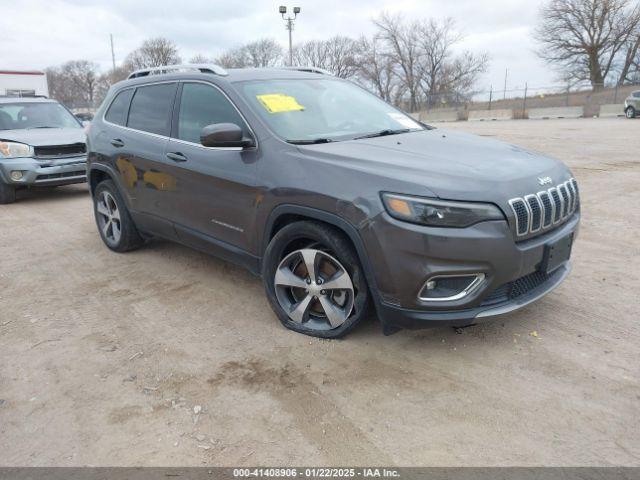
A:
[104,89,134,126]
[127,83,177,136]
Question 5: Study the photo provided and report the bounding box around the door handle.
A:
[110,138,125,148]
[166,152,187,162]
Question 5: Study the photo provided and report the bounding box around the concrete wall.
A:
[528,106,584,119]
[418,109,460,123]
[468,109,514,121]
[599,104,625,118]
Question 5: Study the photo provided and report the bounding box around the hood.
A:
[297,129,572,203]
[0,128,86,147]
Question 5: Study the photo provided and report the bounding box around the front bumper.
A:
[376,263,571,329]
[0,156,87,187]
[364,211,580,330]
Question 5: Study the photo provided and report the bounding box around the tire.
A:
[0,181,16,204]
[93,179,144,252]
[263,220,370,338]
[626,106,636,119]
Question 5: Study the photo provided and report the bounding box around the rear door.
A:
[121,82,179,237]
[164,81,259,257]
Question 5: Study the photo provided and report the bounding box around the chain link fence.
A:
[414,82,639,119]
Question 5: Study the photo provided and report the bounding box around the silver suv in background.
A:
[0,97,87,204]
[625,90,640,118]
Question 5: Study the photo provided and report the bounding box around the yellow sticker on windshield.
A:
[256,94,304,113]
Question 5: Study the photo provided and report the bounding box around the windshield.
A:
[237,78,423,143]
[0,102,81,130]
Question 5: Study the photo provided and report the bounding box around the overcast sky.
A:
[1,0,556,95]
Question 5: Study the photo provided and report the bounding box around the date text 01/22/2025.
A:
[232,468,401,478]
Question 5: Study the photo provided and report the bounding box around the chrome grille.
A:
[537,191,553,228]
[525,194,542,232]
[509,178,579,238]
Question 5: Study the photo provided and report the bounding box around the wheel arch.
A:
[262,205,381,304]
[88,165,133,210]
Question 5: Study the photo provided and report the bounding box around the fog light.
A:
[10,170,24,181]
[419,274,485,301]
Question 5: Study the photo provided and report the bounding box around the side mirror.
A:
[200,123,254,148]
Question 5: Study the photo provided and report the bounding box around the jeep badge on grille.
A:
[538,176,552,186]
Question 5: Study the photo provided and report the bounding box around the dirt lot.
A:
[0,118,639,467]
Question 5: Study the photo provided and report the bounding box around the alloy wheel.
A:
[274,248,355,330]
[627,107,636,119]
[96,191,122,244]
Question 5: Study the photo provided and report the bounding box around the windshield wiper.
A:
[26,126,57,129]
[353,128,411,140]
[286,138,334,145]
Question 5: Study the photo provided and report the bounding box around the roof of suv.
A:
[116,66,334,90]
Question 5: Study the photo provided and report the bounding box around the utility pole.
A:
[279,6,301,66]
[110,34,116,73]
[488,85,493,110]
[503,68,508,100]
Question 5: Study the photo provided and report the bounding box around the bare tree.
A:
[243,39,284,67]
[535,0,640,90]
[45,67,75,107]
[95,65,130,106]
[618,23,640,84]
[189,54,213,64]
[215,49,247,68]
[415,18,486,105]
[293,36,360,78]
[216,39,283,68]
[373,13,424,112]
[354,36,402,102]
[46,60,100,108]
[125,37,182,70]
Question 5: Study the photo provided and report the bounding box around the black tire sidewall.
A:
[627,107,636,118]
[0,181,16,204]
[262,221,369,338]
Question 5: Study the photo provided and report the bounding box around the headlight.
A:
[382,193,504,227]
[0,141,33,159]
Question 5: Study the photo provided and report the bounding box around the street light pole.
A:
[110,34,116,73]
[279,6,301,66]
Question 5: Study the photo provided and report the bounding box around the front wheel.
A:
[0,182,16,204]
[263,221,370,338]
[626,106,636,119]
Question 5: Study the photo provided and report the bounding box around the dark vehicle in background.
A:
[74,112,94,123]
[624,90,640,118]
[0,97,87,204]
[86,64,580,338]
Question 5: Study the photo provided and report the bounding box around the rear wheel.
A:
[263,221,370,338]
[93,179,144,252]
[626,106,636,119]
[0,182,16,204]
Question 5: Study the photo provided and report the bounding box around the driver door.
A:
[164,81,259,257]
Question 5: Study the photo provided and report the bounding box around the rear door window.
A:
[176,82,247,143]
[127,83,177,136]
[104,89,134,126]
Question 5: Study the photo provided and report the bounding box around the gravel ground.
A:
[0,118,638,467]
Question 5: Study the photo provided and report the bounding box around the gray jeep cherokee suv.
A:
[0,97,87,204]
[87,64,580,338]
